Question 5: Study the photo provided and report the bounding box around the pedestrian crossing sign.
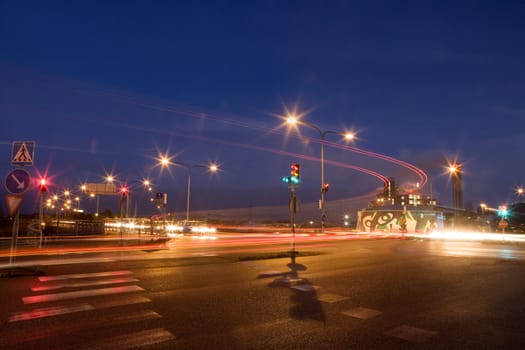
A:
[11,141,35,166]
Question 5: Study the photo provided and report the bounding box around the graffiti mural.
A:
[357,209,442,233]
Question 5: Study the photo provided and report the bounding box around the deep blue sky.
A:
[1,0,524,217]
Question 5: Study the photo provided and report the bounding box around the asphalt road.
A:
[1,234,525,349]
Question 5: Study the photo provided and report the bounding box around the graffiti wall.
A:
[357,209,443,233]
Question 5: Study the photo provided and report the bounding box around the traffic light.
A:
[498,205,508,218]
[283,163,301,186]
[322,183,330,192]
[291,163,300,179]
[39,178,48,193]
[120,186,129,197]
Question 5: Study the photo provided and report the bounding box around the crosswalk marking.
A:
[384,325,437,343]
[8,303,95,322]
[23,285,144,304]
[4,270,177,349]
[317,293,349,303]
[9,295,152,323]
[4,309,163,346]
[32,277,139,291]
[341,306,382,319]
[38,270,133,281]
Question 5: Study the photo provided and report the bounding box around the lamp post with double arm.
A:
[286,115,354,232]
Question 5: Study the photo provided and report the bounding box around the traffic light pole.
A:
[283,163,301,263]
[320,139,326,233]
[289,186,297,263]
[39,192,45,248]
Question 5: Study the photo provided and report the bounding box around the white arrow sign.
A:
[5,168,31,195]
[11,173,26,189]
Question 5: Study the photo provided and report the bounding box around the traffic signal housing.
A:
[282,163,301,186]
[291,163,300,179]
[322,183,330,192]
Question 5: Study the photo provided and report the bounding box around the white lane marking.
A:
[8,303,95,322]
[342,306,382,319]
[317,293,350,303]
[32,277,139,291]
[38,270,133,281]
[23,285,144,304]
[291,284,320,292]
[384,325,437,343]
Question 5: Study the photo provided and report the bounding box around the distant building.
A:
[357,177,443,233]
[371,177,437,209]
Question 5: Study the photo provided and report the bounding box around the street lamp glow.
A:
[143,179,153,192]
[106,175,114,183]
[517,187,524,195]
[160,157,170,167]
[344,132,355,141]
[287,115,298,125]
[209,164,219,172]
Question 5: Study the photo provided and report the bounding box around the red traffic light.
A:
[39,178,48,193]
[322,183,330,192]
[290,163,300,178]
[120,187,129,196]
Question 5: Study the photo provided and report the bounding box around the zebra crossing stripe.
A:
[32,277,139,291]
[23,285,144,304]
[38,270,133,281]
[8,303,95,322]
[4,309,163,346]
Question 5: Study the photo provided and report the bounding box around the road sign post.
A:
[6,141,36,262]
[499,219,508,237]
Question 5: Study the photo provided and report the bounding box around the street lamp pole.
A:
[287,116,353,233]
[164,161,218,222]
[186,168,192,221]
[157,155,219,222]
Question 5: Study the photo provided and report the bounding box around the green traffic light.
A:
[497,205,509,218]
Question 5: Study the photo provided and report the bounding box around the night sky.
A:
[1,1,524,218]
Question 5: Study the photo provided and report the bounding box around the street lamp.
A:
[180,163,218,222]
[89,192,100,217]
[157,156,219,221]
[516,187,524,202]
[287,115,354,232]
[447,162,463,210]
